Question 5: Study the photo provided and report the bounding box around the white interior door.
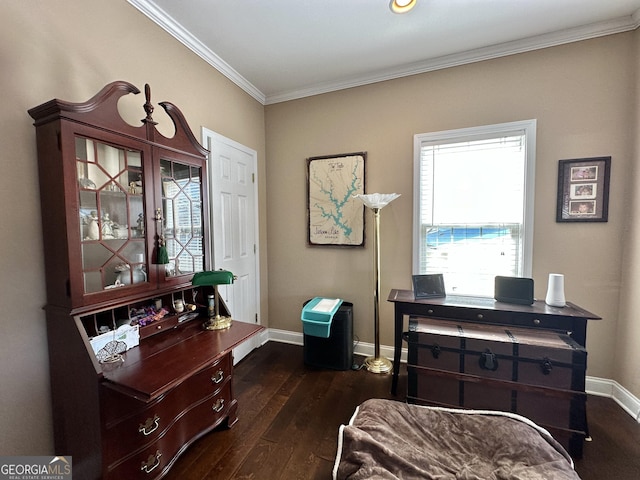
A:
[203,128,261,364]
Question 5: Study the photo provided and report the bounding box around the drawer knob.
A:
[140,450,162,474]
[427,309,434,314]
[212,398,225,413]
[211,370,224,384]
[477,314,484,320]
[138,415,160,436]
[533,318,541,325]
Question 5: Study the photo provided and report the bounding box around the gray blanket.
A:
[333,399,580,480]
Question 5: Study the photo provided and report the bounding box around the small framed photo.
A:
[412,274,446,299]
[556,156,611,222]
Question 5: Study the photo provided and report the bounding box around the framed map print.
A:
[307,152,366,246]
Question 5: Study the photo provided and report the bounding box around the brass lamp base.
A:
[203,316,232,331]
[363,356,393,374]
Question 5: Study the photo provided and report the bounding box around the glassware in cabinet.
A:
[76,136,149,293]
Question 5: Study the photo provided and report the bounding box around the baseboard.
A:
[265,328,640,423]
[586,376,640,422]
[267,328,407,363]
[267,328,304,346]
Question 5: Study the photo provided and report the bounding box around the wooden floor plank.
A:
[261,368,334,444]
[230,439,293,480]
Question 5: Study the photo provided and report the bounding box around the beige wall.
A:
[265,33,637,389]
[0,1,266,455]
[616,29,640,398]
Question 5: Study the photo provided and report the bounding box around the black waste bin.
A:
[303,300,353,370]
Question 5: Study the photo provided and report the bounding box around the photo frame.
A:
[412,274,446,299]
[307,152,366,246]
[556,156,611,222]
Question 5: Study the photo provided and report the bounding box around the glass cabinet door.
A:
[159,158,205,279]
[76,137,148,293]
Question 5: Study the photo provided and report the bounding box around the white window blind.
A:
[413,120,536,297]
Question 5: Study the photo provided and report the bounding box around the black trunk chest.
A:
[406,316,588,457]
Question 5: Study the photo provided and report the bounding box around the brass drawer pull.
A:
[211,369,224,384]
[212,398,225,413]
[140,450,162,474]
[138,415,160,436]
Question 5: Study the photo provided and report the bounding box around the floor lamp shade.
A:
[353,193,400,373]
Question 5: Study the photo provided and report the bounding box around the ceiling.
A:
[128,0,640,105]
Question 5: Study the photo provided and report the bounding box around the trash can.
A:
[302,298,353,370]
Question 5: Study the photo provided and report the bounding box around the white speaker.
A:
[545,273,566,307]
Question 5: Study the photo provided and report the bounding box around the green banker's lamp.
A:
[192,270,235,330]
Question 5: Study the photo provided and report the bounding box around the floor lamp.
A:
[353,193,401,374]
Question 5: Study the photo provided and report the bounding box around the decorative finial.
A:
[142,83,156,124]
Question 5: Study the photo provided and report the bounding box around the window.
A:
[413,120,536,297]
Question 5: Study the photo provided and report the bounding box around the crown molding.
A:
[127,0,266,104]
[129,1,639,106]
[265,13,640,104]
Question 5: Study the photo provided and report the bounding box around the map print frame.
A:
[307,152,366,247]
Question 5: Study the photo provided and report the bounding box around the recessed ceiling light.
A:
[390,0,417,14]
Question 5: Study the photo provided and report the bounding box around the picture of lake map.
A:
[308,153,365,246]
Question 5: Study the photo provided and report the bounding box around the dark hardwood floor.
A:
[164,341,640,480]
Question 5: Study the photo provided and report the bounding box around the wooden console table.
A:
[387,288,601,395]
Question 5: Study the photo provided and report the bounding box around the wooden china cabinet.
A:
[29,81,262,479]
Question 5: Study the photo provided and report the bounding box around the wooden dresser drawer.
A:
[102,354,232,465]
[104,383,233,480]
[404,301,581,332]
[102,353,231,425]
